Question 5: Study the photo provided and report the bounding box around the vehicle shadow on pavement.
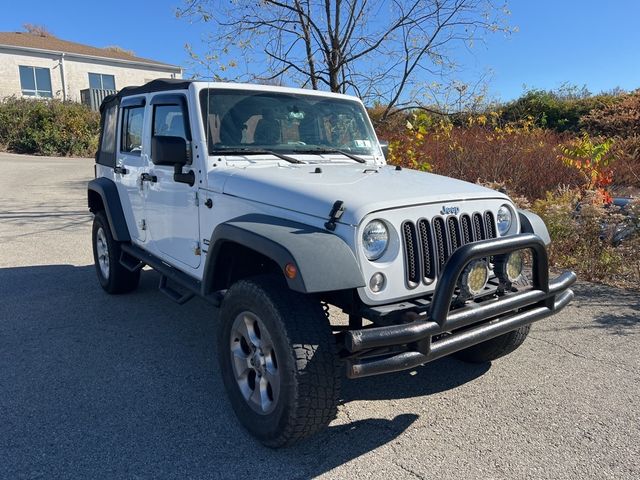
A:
[0,264,489,478]
[341,358,490,402]
[543,282,639,336]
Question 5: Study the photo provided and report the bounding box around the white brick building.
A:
[0,32,182,109]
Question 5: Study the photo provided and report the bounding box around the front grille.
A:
[432,217,448,271]
[401,211,497,287]
[417,219,435,280]
[402,222,420,287]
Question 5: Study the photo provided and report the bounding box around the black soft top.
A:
[100,78,193,112]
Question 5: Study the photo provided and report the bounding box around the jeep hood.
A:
[216,164,509,225]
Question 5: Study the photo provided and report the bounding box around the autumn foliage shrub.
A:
[580,91,640,188]
[379,112,583,199]
[581,90,640,138]
[531,189,639,286]
[559,133,615,202]
[0,96,100,157]
[610,136,640,187]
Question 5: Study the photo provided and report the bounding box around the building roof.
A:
[0,31,180,71]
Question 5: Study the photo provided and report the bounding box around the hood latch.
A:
[325,200,345,231]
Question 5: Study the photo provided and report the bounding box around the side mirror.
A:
[152,135,190,166]
[379,140,389,159]
[152,135,195,186]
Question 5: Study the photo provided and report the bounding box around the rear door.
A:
[143,93,201,269]
[115,96,148,242]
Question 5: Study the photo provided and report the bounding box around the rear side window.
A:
[121,106,145,154]
[97,104,117,166]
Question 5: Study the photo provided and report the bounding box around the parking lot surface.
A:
[1,153,638,479]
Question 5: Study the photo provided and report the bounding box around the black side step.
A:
[159,275,194,305]
[120,243,223,307]
[120,251,145,272]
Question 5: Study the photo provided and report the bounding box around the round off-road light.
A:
[460,260,489,296]
[495,250,524,283]
[369,272,386,292]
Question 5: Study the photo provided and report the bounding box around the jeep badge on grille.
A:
[440,205,460,215]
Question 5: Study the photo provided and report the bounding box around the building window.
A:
[19,66,53,98]
[89,73,116,91]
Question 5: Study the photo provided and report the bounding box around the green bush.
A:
[0,97,100,157]
[499,87,619,133]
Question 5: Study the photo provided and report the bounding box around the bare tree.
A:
[177,0,510,119]
[103,45,137,57]
[22,23,54,37]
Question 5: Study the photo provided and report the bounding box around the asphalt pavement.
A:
[0,152,638,479]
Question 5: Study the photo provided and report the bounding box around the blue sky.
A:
[1,0,638,101]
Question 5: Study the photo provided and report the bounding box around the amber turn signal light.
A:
[284,263,298,279]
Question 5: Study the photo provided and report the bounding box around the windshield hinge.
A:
[325,200,345,231]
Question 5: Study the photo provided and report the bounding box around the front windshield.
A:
[199,88,379,157]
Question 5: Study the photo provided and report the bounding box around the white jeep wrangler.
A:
[88,79,576,447]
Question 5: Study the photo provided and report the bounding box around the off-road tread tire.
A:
[455,325,531,363]
[217,275,341,448]
[92,211,140,294]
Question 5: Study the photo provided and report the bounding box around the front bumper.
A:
[345,234,577,378]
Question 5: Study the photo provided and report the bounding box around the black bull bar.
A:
[345,234,577,378]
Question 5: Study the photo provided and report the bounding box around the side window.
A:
[101,105,117,154]
[121,106,145,154]
[97,104,117,166]
[153,104,187,139]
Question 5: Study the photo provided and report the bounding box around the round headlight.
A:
[362,220,389,261]
[496,205,513,236]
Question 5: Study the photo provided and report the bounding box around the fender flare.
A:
[87,177,131,242]
[202,214,365,294]
[518,209,550,246]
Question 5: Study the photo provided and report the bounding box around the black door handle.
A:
[140,173,158,183]
[114,166,128,175]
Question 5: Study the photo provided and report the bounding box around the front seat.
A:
[299,115,322,145]
[254,111,281,145]
[220,113,242,145]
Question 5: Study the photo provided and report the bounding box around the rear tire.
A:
[217,275,341,448]
[454,325,531,363]
[92,211,140,294]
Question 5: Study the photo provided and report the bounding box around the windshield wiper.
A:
[211,147,304,164]
[295,147,366,164]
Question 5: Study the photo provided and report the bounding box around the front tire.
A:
[454,325,531,363]
[217,275,341,448]
[92,211,140,294]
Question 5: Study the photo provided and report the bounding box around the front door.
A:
[143,93,201,269]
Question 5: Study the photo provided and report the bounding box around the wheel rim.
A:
[229,311,280,415]
[96,227,110,279]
